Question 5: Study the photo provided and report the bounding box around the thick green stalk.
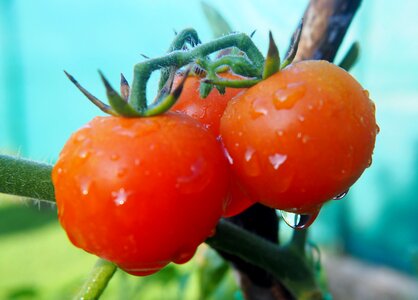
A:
[74,259,117,300]
[207,220,322,299]
[0,154,55,202]
[129,32,264,111]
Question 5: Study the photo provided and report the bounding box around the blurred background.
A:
[0,0,417,299]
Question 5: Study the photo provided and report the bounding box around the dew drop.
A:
[363,89,370,98]
[273,82,306,109]
[298,115,305,122]
[308,104,314,111]
[375,125,380,135]
[367,157,373,168]
[297,132,302,139]
[268,153,287,170]
[333,189,349,200]
[281,209,319,229]
[76,134,86,143]
[79,150,89,159]
[302,135,310,144]
[134,159,141,166]
[112,188,130,206]
[250,98,268,119]
[224,148,234,165]
[57,168,63,175]
[117,168,127,178]
[110,154,120,161]
[80,180,91,196]
[245,147,255,162]
[277,130,284,137]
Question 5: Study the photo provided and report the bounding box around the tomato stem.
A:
[129,32,265,113]
[74,259,117,300]
[338,41,360,71]
[207,220,323,299]
[281,19,303,69]
[0,154,55,202]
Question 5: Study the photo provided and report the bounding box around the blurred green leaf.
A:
[201,2,232,37]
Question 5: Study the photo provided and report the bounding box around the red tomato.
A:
[220,60,378,213]
[52,113,229,276]
[172,73,256,217]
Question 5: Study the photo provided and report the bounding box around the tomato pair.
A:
[53,59,377,276]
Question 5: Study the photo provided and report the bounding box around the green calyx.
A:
[64,25,304,118]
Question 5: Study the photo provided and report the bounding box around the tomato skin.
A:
[172,74,256,217]
[172,73,245,137]
[52,113,229,275]
[220,60,377,213]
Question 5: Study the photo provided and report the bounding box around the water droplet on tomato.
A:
[268,153,287,170]
[57,168,63,175]
[297,132,302,139]
[242,149,261,177]
[363,89,370,98]
[79,150,89,159]
[134,159,141,166]
[250,98,268,119]
[117,168,127,178]
[149,144,156,151]
[281,209,319,229]
[302,135,310,144]
[176,157,211,194]
[238,131,243,137]
[308,104,314,111]
[375,124,380,135]
[224,148,234,165]
[75,134,86,143]
[333,189,349,200]
[367,157,373,168]
[273,82,306,109]
[110,154,120,161]
[245,147,255,162]
[80,180,91,196]
[112,188,130,206]
[276,130,284,137]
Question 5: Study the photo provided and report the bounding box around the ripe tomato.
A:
[220,60,378,213]
[172,73,256,217]
[52,113,230,276]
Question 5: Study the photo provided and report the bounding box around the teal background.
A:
[1,0,417,275]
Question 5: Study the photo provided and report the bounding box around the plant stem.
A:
[74,259,117,300]
[0,154,55,202]
[207,220,322,299]
[129,32,264,112]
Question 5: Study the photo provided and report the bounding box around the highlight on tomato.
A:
[220,60,378,216]
[52,113,230,276]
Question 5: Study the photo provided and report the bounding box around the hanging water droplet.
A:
[112,188,130,206]
[367,157,373,168]
[268,153,287,170]
[375,124,380,135]
[333,189,349,200]
[363,89,370,98]
[281,209,319,229]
